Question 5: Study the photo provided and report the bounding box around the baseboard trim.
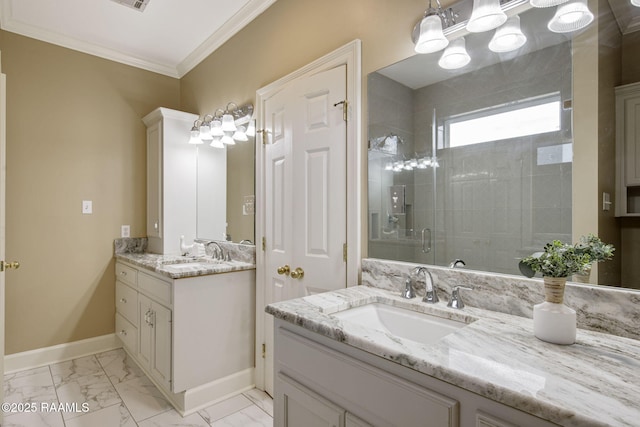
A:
[4,334,120,374]
[181,367,255,416]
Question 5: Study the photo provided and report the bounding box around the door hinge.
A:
[343,243,348,262]
[333,100,348,122]
[262,237,266,251]
[262,343,266,359]
[257,129,270,144]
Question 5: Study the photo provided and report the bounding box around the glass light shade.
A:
[233,126,248,142]
[529,0,570,7]
[246,120,256,137]
[438,38,471,70]
[632,0,640,6]
[415,15,449,54]
[221,133,235,145]
[547,0,594,33]
[211,118,224,136]
[221,113,237,132]
[210,136,224,149]
[189,127,203,145]
[467,0,507,33]
[199,123,213,141]
[489,15,527,52]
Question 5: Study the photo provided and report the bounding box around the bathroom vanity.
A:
[267,260,640,427]
[115,251,256,415]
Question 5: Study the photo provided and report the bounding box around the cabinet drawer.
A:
[116,263,137,287]
[116,281,138,326]
[138,272,171,306]
[116,313,137,354]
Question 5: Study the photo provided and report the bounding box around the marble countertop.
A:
[266,286,640,427]
[116,253,255,279]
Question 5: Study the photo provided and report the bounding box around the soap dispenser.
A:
[179,235,194,256]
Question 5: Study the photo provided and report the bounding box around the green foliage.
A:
[519,240,593,278]
[575,234,615,263]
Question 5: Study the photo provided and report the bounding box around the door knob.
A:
[0,261,20,272]
[277,265,290,276]
[290,267,304,279]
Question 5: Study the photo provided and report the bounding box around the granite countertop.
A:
[266,286,640,427]
[116,253,255,279]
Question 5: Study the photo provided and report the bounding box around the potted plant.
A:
[573,234,615,283]
[518,239,593,345]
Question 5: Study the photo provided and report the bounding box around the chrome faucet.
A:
[206,241,226,261]
[448,285,473,309]
[449,259,466,268]
[413,266,439,303]
[401,276,416,299]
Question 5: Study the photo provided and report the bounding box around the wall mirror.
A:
[196,123,255,244]
[367,0,640,289]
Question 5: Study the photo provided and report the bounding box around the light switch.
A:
[82,200,93,214]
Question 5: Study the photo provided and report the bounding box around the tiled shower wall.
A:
[368,42,573,276]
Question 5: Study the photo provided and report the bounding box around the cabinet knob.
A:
[120,271,127,276]
[120,298,127,304]
[120,330,127,336]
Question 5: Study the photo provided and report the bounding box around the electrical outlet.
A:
[121,225,131,238]
[243,195,255,215]
[82,200,93,214]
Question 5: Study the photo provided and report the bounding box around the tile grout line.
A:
[96,350,142,427]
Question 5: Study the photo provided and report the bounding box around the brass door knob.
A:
[0,261,20,272]
[290,267,304,279]
[277,265,290,276]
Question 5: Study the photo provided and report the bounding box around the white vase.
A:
[533,277,576,345]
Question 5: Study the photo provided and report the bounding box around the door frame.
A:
[254,40,362,391]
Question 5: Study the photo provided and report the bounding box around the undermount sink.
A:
[331,303,469,345]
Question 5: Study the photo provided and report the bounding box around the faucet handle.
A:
[448,286,473,309]
[402,277,416,299]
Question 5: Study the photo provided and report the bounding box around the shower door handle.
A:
[421,228,432,254]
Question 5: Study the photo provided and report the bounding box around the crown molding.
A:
[176,0,277,78]
[0,0,278,79]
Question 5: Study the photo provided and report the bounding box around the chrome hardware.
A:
[421,228,431,254]
[449,259,466,268]
[120,298,127,304]
[290,267,304,280]
[333,100,348,121]
[413,266,439,303]
[0,261,20,272]
[120,271,127,276]
[154,221,159,230]
[120,330,127,336]
[448,286,473,309]
[402,277,416,299]
[277,265,291,276]
[206,241,227,260]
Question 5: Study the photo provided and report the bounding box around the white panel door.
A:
[0,62,6,423]
[264,65,347,395]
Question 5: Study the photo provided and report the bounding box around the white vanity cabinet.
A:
[115,260,256,413]
[274,320,558,427]
[142,107,199,253]
[616,82,640,216]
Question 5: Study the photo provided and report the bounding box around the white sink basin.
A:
[331,303,468,345]
[164,262,209,271]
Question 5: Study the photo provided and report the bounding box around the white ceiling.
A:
[0,0,277,78]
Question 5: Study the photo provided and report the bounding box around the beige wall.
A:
[180,0,437,248]
[0,31,180,354]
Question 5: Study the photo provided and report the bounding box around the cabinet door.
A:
[151,302,172,392]
[345,413,372,427]
[625,96,640,186]
[138,294,153,368]
[276,374,344,427]
[147,120,162,238]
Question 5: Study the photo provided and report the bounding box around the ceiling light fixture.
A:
[489,15,527,52]
[547,0,594,33]
[467,0,507,33]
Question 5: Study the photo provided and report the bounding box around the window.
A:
[445,94,562,148]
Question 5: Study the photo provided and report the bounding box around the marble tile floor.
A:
[2,348,273,427]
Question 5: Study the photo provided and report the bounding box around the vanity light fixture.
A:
[467,0,507,33]
[632,0,640,7]
[190,102,254,147]
[489,15,527,52]
[414,0,455,54]
[439,37,471,69]
[189,120,203,144]
[529,0,570,7]
[547,0,594,33]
